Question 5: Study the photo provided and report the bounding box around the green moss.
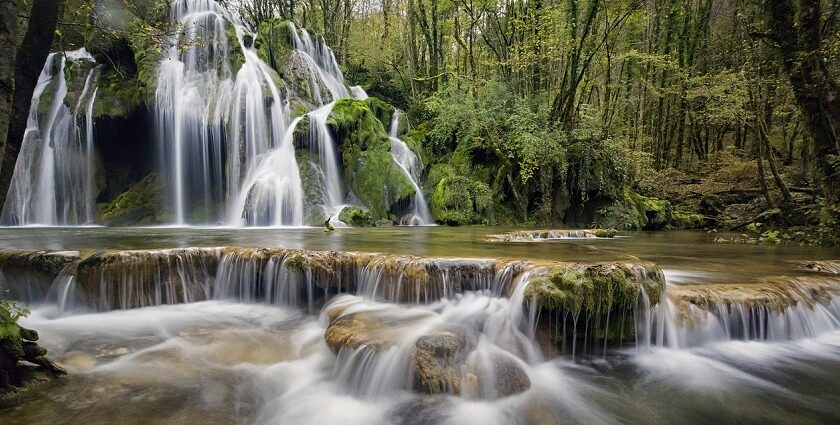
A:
[326,99,414,219]
[363,97,395,130]
[597,190,673,230]
[594,228,619,238]
[226,23,246,75]
[338,206,375,227]
[526,263,663,316]
[93,69,144,118]
[284,253,307,272]
[291,102,309,118]
[430,176,492,225]
[671,210,705,229]
[295,150,329,224]
[255,19,294,71]
[347,149,415,219]
[98,174,163,225]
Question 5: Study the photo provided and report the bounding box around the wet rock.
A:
[483,354,530,397]
[667,276,840,313]
[411,331,465,395]
[97,174,164,226]
[488,229,601,242]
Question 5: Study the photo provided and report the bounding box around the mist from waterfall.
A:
[1,50,100,226]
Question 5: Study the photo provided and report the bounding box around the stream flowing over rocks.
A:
[0,227,839,423]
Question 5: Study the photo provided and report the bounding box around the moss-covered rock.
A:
[97,174,163,225]
[1,300,65,394]
[525,262,664,349]
[296,150,329,224]
[255,19,294,71]
[327,99,414,219]
[671,210,705,229]
[594,228,619,238]
[430,175,492,225]
[596,191,673,230]
[364,97,395,131]
[338,206,374,227]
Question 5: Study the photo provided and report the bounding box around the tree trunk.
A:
[0,0,66,209]
[0,0,16,187]
[765,0,840,218]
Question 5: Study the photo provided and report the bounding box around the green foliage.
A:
[430,176,492,225]
[338,206,374,227]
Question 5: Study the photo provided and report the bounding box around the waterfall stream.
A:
[1,50,100,226]
[388,111,433,225]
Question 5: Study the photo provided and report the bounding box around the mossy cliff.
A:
[327,98,415,220]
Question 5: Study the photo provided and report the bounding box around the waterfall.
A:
[1,50,100,226]
[388,111,433,225]
[154,0,361,226]
[635,281,840,349]
[307,102,345,218]
[229,118,304,226]
[156,0,307,226]
[288,23,349,101]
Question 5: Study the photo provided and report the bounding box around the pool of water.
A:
[0,226,836,285]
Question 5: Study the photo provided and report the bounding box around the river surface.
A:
[1,227,839,424]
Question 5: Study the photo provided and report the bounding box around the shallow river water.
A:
[0,227,839,424]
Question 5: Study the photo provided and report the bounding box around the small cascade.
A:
[288,23,349,101]
[307,102,345,217]
[388,111,433,225]
[1,50,100,225]
[229,118,304,226]
[636,277,840,349]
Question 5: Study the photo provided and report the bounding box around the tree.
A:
[0,0,16,195]
[763,0,840,230]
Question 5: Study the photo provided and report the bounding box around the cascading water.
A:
[388,111,433,225]
[1,50,100,226]
[156,0,306,225]
[3,244,840,422]
[307,102,345,219]
[153,0,363,226]
[289,23,349,101]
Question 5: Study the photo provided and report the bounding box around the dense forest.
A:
[0,0,838,243]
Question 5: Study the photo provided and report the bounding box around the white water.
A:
[307,102,344,214]
[1,50,100,225]
[9,256,840,423]
[289,23,349,101]
[388,111,433,225]
[152,1,363,226]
